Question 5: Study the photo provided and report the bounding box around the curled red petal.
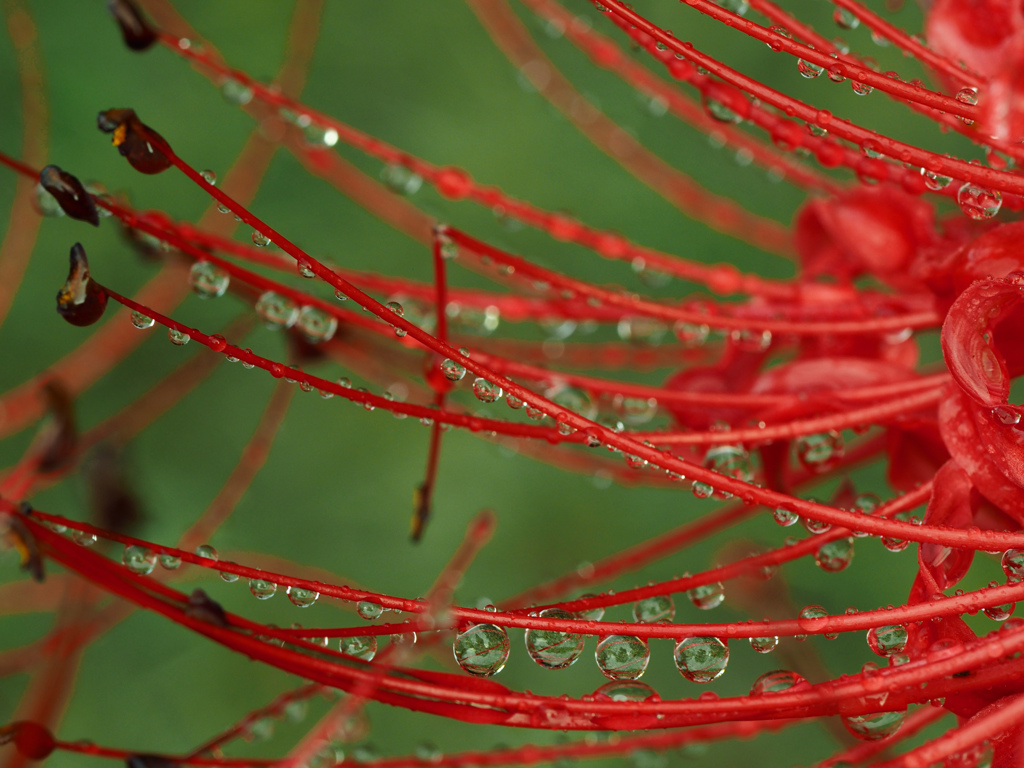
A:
[918,460,975,592]
[941,275,1024,408]
[939,384,1024,526]
[794,186,936,287]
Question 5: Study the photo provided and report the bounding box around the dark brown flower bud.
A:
[39,165,99,226]
[2,515,44,583]
[185,588,229,627]
[57,243,108,327]
[97,108,171,174]
[125,755,180,768]
[107,0,158,52]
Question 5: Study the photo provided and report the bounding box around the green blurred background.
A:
[0,1,994,766]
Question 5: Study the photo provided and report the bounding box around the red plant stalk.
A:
[5,0,1024,766]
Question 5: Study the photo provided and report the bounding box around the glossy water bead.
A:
[866,624,908,657]
[673,637,729,683]
[750,669,805,695]
[357,601,383,620]
[524,608,585,669]
[249,578,278,600]
[286,586,319,608]
[189,261,230,298]
[340,635,378,662]
[122,545,156,575]
[594,680,657,702]
[452,623,510,677]
[841,710,906,741]
[632,595,674,623]
[749,635,779,654]
[687,581,725,611]
[594,635,650,680]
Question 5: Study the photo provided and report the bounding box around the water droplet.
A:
[472,378,503,404]
[920,165,953,191]
[633,595,675,623]
[303,123,339,148]
[750,669,804,694]
[703,443,752,484]
[958,182,1002,221]
[687,582,725,610]
[595,635,650,680]
[130,311,154,329]
[297,305,338,343]
[159,553,181,570]
[749,635,778,653]
[1002,549,1024,582]
[992,406,1021,425]
[189,261,230,298]
[220,569,239,583]
[453,623,510,676]
[575,593,605,621]
[841,710,905,741]
[440,359,466,382]
[251,229,272,247]
[797,54,824,79]
[249,578,277,600]
[795,431,843,472]
[221,78,253,105]
[815,537,854,572]
[122,544,156,575]
[413,743,441,763]
[796,604,829,639]
[802,515,832,535]
[673,636,728,683]
[773,507,799,527]
[594,680,657,702]
[983,595,1015,620]
[691,481,715,499]
[385,300,407,337]
[867,624,908,656]
[833,7,859,29]
[524,608,585,669]
[334,635,376,663]
[287,586,319,608]
[617,316,668,345]
[255,291,299,329]
[195,544,219,561]
[956,87,978,106]
[72,530,98,547]
[168,328,190,346]
[392,631,417,647]
[357,600,383,620]
[381,164,423,195]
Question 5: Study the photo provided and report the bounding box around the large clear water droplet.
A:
[841,710,905,741]
[472,378,503,404]
[340,635,378,662]
[958,182,1002,221]
[815,537,854,572]
[297,305,338,343]
[122,545,156,575]
[249,578,277,600]
[131,311,155,329]
[595,635,650,680]
[749,635,779,653]
[633,595,675,623]
[453,623,510,676]
[287,587,319,608]
[594,680,657,702]
[673,637,729,683]
[795,431,843,472]
[357,601,383,620]
[750,669,804,695]
[189,261,230,298]
[1003,549,1024,582]
[687,582,725,610]
[440,358,466,382]
[255,291,299,329]
[866,624,907,657]
[524,608,584,669]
